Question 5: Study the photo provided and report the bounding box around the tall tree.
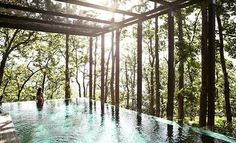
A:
[207,0,216,130]
[125,60,130,109]
[0,29,35,86]
[155,3,160,117]
[17,61,43,101]
[216,10,232,123]
[110,31,115,105]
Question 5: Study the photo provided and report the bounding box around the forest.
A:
[0,0,236,138]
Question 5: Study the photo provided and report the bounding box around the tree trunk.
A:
[216,14,232,123]
[0,55,8,86]
[75,49,82,97]
[17,68,43,101]
[0,76,11,102]
[110,31,115,105]
[125,60,130,109]
[167,10,175,121]
[149,36,155,115]
[104,48,112,103]
[207,0,216,130]
[199,2,208,127]
[83,65,86,98]
[41,71,46,93]
[131,56,136,110]
[0,29,20,85]
[177,10,184,123]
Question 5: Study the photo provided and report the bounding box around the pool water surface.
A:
[1,98,236,143]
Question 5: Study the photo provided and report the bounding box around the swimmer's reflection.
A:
[65,99,71,106]
[36,102,43,111]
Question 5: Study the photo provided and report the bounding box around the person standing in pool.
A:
[36,87,44,106]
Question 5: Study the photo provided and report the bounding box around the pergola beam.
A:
[149,0,171,5]
[95,0,202,36]
[0,14,102,31]
[0,2,113,25]
[0,21,93,36]
[55,0,139,17]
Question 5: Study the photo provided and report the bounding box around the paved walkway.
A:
[0,113,19,143]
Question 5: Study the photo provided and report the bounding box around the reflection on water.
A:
[1,98,234,143]
[167,124,173,142]
[36,103,43,111]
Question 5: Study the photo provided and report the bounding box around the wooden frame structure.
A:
[0,0,202,36]
[0,0,216,126]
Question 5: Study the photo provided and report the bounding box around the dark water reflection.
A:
[1,98,235,143]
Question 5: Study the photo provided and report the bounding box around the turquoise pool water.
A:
[1,98,235,143]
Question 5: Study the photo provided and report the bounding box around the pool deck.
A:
[0,113,19,143]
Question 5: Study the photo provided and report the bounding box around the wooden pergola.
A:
[0,0,216,126]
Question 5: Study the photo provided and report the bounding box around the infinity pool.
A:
[1,98,235,143]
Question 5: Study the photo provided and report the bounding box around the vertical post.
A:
[177,10,184,123]
[207,0,216,129]
[137,21,142,113]
[89,37,93,101]
[101,34,105,107]
[65,34,70,100]
[199,1,208,127]
[93,37,98,100]
[155,3,160,117]
[115,30,120,107]
[167,10,175,121]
